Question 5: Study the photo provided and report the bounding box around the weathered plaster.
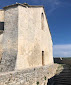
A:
[0,6,18,72]
[16,6,53,70]
[0,10,4,22]
[0,4,53,72]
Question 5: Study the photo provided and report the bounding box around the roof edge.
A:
[3,3,43,9]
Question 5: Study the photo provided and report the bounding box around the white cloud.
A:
[53,44,71,57]
[31,0,61,14]
[46,0,61,14]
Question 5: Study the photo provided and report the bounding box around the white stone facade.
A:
[0,3,53,72]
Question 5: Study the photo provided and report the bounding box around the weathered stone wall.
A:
[16,6,53,70]
[0,10,4,22]
[0,64,58,85]
[42,8,53,65]
[0,10,4,62]
[54,58,71,65]
[0,31,3,62]
[0,6,18,72]
[0,4,53,72]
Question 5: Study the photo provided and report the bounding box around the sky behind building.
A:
[0,0,71,57]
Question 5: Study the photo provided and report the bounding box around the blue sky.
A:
[0,0,71,57]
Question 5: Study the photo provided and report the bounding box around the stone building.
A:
[0,3,53,72]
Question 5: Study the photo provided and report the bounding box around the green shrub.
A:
[36,81,39,85]
[44,76,46,80]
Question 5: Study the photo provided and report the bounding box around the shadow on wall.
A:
[54,57,71,65]
[47,64,71,85]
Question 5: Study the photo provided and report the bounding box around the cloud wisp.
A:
[28,0,61,15]
[46,0,61,14]
[53,44,71,57]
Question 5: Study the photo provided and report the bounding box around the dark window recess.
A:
[0,22,4,30]
[41,13,44,30]
[42,51,44,65]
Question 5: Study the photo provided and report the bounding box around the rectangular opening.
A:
[42,51,44,65]
[0,22,4,30]
[41,13,44,30]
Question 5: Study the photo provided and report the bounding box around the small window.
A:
[42,51,44,65]
[0,22,4,30]
[41,13,44,30]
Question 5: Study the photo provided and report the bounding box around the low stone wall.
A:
[54,58,71,65]
[0,64,58,85]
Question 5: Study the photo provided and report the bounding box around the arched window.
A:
[41,13,44,30]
